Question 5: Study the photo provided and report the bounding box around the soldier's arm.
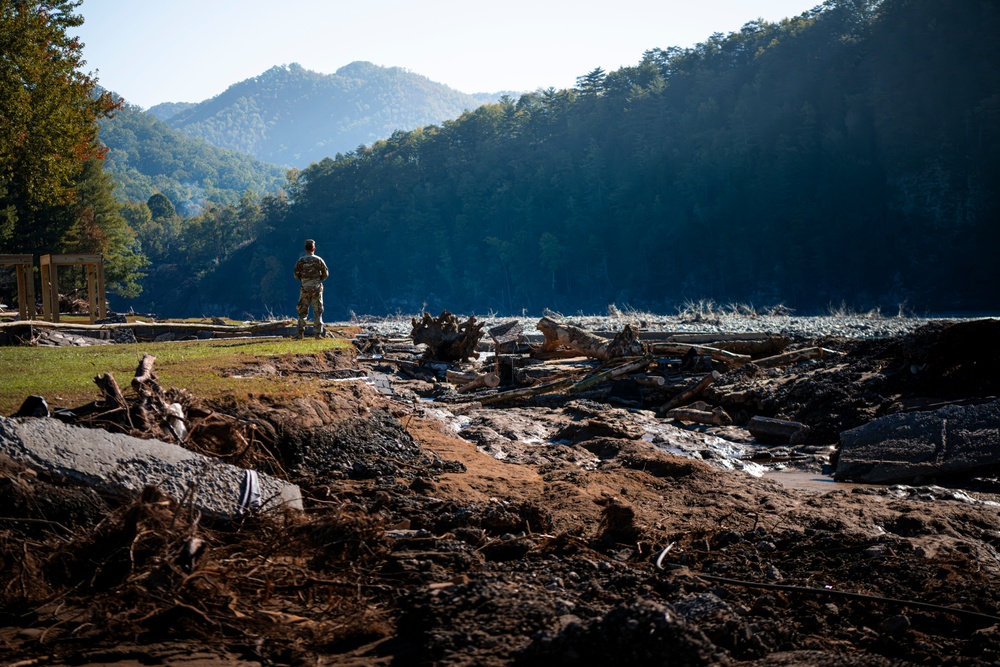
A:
[319,259,329,281]
[294,259,303,280]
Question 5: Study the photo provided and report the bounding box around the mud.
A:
[2,319,1000,666]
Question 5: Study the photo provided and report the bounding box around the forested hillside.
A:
[162,62,504,168]
[178,0,998,320]
[145,101,196,121]
[97,97,287,215]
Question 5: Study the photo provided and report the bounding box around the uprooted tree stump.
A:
[410,310,484,362]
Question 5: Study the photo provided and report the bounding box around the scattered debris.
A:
[3,314,1000,666]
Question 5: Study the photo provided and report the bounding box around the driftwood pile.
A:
[63,355,280,471]
[364,311,836,444]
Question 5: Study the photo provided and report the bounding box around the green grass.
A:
[0,337,351,415]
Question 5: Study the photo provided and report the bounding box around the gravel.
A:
[335,312,988,341]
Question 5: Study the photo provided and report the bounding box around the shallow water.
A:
[764,469,870,493]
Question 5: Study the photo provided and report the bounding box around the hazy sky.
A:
[74,0,821,110]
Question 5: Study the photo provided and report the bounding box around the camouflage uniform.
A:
[294,253,329,337]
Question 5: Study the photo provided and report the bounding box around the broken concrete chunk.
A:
[0,416,302,518]
[835,399,1000,484]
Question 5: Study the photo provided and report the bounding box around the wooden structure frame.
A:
[0,254,36,320]
[39,253,106,323]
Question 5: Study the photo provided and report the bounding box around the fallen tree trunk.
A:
[635,375,666,388]
[665,406,733,426]
[753,346,840,369]
[536,316,615,360]
[476,376,576,406]
[660,371,720,413]
[536,317,643,361]
[456,372,501,393]
[715,335,791,358]
[647,342,750,366]
[568,356,654,394]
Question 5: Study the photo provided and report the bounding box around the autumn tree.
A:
[0,0,121,254]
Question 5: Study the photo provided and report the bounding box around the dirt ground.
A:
[3,320,1000,666]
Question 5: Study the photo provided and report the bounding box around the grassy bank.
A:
[0,337,351,416]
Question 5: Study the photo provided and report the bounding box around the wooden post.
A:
[87,263,99,322]
[0,255,34,320]
[96,261,107,319]
[40,255,58,322]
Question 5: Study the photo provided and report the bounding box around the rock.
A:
[0,416,302,518]
[835,399,1000,484]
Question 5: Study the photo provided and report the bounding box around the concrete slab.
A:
[835,399,1000,484]
[0,416,302,518]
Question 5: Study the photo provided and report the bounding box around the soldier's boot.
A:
[296,330,304,340]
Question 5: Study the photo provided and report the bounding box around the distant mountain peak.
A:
[157,62,507,168]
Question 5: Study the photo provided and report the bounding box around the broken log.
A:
[752,346,840,369]
[715,335,791,358]
[446,369,483,384]
[94,372,127,411]
[747,416,810,445]
[132,353,158,391]
[568,356,654,394]
[456,372,501,393]
[536,317,641,361]
[666,406,733,426]
[647,342,750,366]
[635,375,666,388]
[476,376,576,406]
[660,371,720,413]
[411,310,484,362]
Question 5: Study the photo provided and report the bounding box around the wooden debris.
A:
[635,375,666,387]
[660,371,720,413]
[476,376,576,406]
[665,406,733,426]
[647,342,750,366]
[747,416,810,444]
[753,346,841,369]
[714,335,791,358]
[456,372,501,393]
[569,356,654,394]
[94,372,127,412]
[411,310,484,361]
[536,316,641,361]
[132,353,159,394]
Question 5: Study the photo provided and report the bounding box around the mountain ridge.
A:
[156,61,512,167]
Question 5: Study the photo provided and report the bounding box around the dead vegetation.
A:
[2,313,1000,665]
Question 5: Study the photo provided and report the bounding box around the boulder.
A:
[835,399,1000,484]
[0,416,302,518]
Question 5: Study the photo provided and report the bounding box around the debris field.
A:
[2,313,1000,666]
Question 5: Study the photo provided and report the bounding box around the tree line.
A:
[196,0,999,319]
[3,0,998,319]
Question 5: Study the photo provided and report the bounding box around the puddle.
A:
[764,469,872,493]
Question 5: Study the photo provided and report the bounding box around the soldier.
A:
[293,239,329,339]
